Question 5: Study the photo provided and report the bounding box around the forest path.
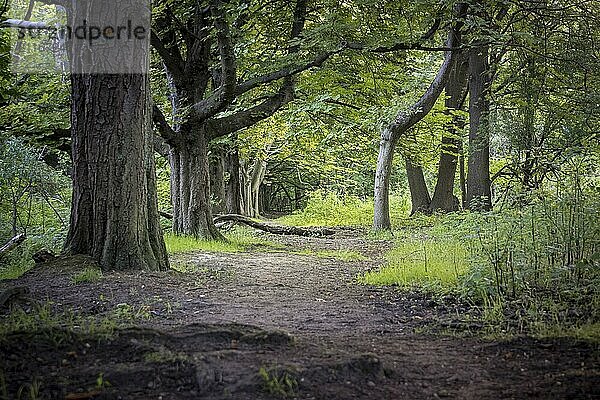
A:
[168,231,418,336]
[1,230,599,399]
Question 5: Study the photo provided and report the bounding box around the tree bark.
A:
[429,56,469,212]
[466,45,492,210]
[65,74,169,271]
[405,159,431,215]
[225,141,243,215]
[248,157,268,218]
[0,233,26,256]
[373,128,396,231]
[372,26,460,231]
[209,146,226,215]
[169,132,225,240]
[214,214,335,237]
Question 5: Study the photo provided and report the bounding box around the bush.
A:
[0,136,69,279]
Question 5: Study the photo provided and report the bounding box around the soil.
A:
[1,229,599,399]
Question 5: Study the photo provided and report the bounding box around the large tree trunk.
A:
[429,57,469,212]
[466,46,492,210]
[405,159,431,215]
[373,128,396,231]
[65,74,169,271]
[169,132,225,240]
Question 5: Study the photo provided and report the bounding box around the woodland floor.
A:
[1,229,599,399]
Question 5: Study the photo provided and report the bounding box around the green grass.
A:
[164,226,279,254]
[359,238,468,287]
[0,263,32,281]
[277,190,411,227]
[72,267,103,284]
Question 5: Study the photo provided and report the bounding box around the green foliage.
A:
[0,135,69,280]
[0,302,116,344]
[277,190,411,227]
[359,154,599,338]
[360,237,468,287]
[258,366,298,398]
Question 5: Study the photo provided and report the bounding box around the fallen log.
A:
[159,210,174,219]
[213,214,335,237]
[0,233,26,256]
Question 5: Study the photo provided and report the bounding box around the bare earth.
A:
[1,230,599,399]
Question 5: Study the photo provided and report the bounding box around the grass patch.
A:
[533,322,600,342]
[165,233,245,254]
[165,226,278,254]
[0,302,119,343]
[0,263,32,281]
[277,190,411,227]
[72,267,103,284]
[359,238,468,287]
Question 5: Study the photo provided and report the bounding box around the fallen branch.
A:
[0,233,26,256]
[159,210,174,219]
[213,214,335,237]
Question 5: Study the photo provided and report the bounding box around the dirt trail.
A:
[1,230,599,399]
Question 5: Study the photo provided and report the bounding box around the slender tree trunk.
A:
[65,74,169,271]
[430,57,469,212]
[249,158,267,218]
[209,146,226,215]
[405,159,431,215]
[459,146,467,209]
[372,15,463,231]
[466,45,492,210]
[225,143,242,215]
[373,128,396,231]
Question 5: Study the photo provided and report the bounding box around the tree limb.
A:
[150,30,185,83]
[193,1,238,120]
[0,233,26,256]
[152,104,179,145]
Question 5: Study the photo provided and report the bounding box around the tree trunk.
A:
[225,143,243,215]
[429,57,469,213]
[169,132,225,240]
[209,146,226,215]
[466,46,492,210]
[459,147,467,209]
[373,128,396,231]
[405,158,431,215]
[65,74,169,271]
[249,157,267,218]
[372,19,462,231]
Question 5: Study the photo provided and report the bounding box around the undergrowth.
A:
[277,190,412,227]
[359,236,468,287]
[359,161,599,340]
